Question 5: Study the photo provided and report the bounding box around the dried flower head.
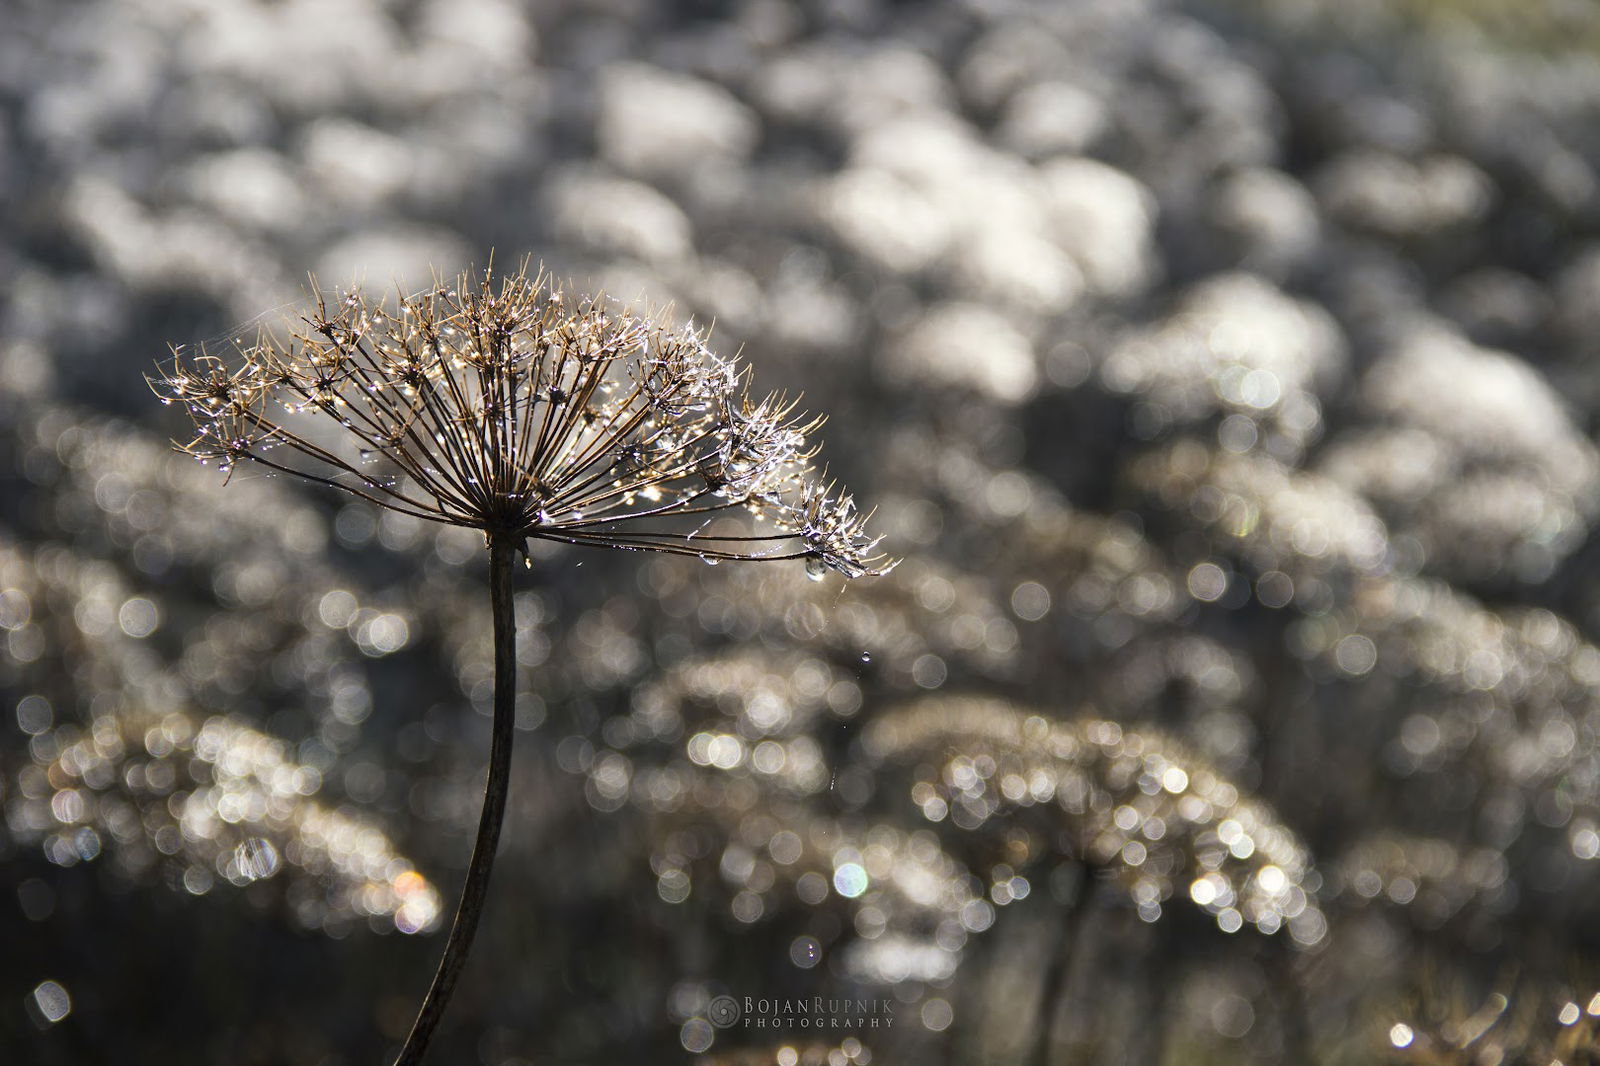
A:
[152,265,894,578]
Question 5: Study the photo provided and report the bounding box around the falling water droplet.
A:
[805,556,827,582]
[860,653,872,663]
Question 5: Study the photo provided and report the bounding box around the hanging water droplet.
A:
[703,556,719,566]
[805,556,827,582]
[860,653,872,664]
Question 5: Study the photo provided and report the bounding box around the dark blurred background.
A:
[6,0,1600,1063]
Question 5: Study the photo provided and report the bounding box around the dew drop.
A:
[805,556,827,582]
[860,653,872,663]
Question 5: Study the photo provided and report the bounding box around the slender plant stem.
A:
[1029,863,1098,1066]
[394,533,519,1066]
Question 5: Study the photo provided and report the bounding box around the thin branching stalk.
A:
[394,533,518,1066]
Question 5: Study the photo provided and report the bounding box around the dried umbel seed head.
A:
[152,266,895,577]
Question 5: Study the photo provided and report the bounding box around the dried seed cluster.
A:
[153,267,893,578]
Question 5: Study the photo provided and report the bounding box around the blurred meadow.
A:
[6,0,1600,1063]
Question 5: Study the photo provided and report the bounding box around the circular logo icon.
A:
[708,995,741,1028]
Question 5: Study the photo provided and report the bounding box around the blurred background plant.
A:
[5,0,1600,1063]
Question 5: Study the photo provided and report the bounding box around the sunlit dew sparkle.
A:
[152,265,894,579]
[31,981,71,1024]
[864,697,1327,945]
[833,861,870,898]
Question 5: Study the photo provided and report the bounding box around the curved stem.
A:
[394,533,519,1066]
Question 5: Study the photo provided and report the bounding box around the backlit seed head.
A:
[152,264,894,577]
